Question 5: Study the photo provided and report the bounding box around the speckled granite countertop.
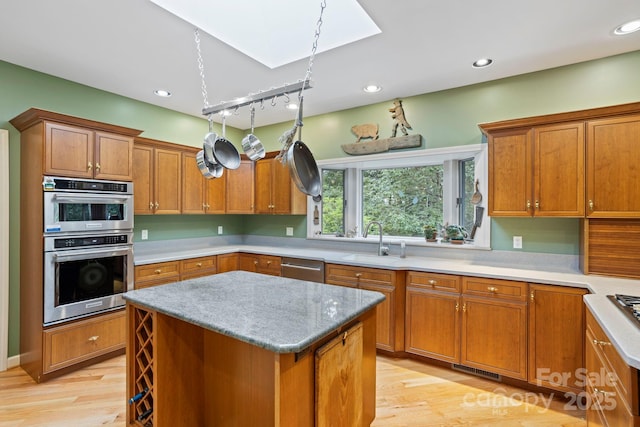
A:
[123,271,385,353]
[133,239,640,369]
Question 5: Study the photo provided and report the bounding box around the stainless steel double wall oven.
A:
[42,176,134,325]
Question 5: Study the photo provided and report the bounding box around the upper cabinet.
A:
[133,137,182,215]
[255,154,307,215]
[10,108,142,181]
[226,159,255,214]
[480,102,640,219]
[586,114,640,217]
[486,123,585,217]
[182,149,226,214]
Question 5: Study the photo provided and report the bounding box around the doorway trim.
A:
[1,129,9,371]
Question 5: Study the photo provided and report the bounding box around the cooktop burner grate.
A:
[607,294,640,328]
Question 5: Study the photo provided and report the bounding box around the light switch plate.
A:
[286,227,294,236]
[141,229,148,240]
[513,236,522,249]
[218,225,223,235]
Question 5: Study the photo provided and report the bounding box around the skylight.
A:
[148,0,381,69]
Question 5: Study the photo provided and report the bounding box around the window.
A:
[313,145,488,247]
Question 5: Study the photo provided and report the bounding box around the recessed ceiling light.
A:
[472,58,493,68]
[154,89,172,97]
[614,19,640,35]
[363,85,382,93]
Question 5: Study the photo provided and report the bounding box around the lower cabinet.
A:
[217,253,239,273]
[585,308,640,426]
[239,253,282,276]
[134,260,180,289]
[528,284,587,393]
[325,263,404,352]
[43,310,125,374]
[180,256,217,280]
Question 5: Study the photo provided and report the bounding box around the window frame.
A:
[308,144,489,249]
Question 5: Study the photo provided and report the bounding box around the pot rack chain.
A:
[298,0,326,106]
[194,28,210,109]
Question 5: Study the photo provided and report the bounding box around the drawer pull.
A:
[487,286,498,293]
[455,302,459,312]
[154,269,162,274]
[355,273,362,278]
[267,261,272,265]
[95,163,101,172]
[593,388,613,397]
[196,262,202,267]
[428,279,437,286]
[530,291,535,302]
[88,335,99,342]
[254,260,259,265]
[593,339,612,347]
[462,303,467,313]
[87,162,93,171]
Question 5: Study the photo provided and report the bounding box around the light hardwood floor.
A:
[0,355,586,426]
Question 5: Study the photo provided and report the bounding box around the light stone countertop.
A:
[133,239,640,369]
[123,271,385,353]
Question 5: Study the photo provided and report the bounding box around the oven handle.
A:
[53,246,132,262]
[52,194,131,204]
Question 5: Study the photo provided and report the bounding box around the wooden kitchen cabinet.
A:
[239,253,281,276]
[217,253,239,273]
[255,155,307,215]
[528,284,587,394]
[486,122,584,217]
[460,277,528,380]
[180,256,217,280]
[405,272,461,363]
[325,263,404,352]
[585,308,640,426]
[181,150,226,214]
[586,114,640,217]
[134,261,180,289]
[226,159,255,214]
[133,138,182,215]
[43,310,125,374]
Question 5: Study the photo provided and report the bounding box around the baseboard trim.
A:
[7,354,20,370]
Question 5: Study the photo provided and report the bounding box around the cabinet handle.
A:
[206,204,210,209]
[254,260,258,265]
[589,200,594,211]
[155,202,159,209]
[593,339,612,347]
[95,162,101,171]
[87,162,92,171]
[428,279,437,286]
[196,263,202,267]
[203,203,207,209]
[487,286,498,293]
[267,260,272,265]
[88,335,99,342]
[154,269,162,274]
[593,388,613,397]
[526,200,531,210]
[149,202,154,210]
[455,302,459,312]
[462,303,467,313]
[535,200,539,209]
[530,291,535,302]
[355,273,362,278]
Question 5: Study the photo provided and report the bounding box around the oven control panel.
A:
[53,234,130,249]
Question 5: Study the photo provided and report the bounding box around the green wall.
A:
[2,50,640,358]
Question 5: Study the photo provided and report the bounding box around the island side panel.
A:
[155,312,205,427]
[360,308,378,426]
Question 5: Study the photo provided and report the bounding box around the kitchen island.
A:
[124,271,385,427]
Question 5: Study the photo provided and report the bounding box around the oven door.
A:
[44,192,133,233]
[44,245,133,325]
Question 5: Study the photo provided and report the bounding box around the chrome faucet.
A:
[363,221,389,256]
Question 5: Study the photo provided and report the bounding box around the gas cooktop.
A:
[608,294,640,328]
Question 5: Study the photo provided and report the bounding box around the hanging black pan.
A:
[282,96,321,198]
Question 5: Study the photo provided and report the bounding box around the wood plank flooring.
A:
[0,355,586,426]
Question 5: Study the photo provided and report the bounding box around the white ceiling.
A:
[1,0,639,130]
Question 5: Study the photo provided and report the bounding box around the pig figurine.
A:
[351,123,379,142]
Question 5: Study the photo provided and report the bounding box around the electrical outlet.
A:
[141,229,148,240]
[218,225,223,235]
[286,227,294,236]
[513,236,523,249]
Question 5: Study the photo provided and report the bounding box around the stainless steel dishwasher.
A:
[281,257,325,283]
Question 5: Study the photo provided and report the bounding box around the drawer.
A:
[407,271,461,293]
[239,253,281,276]
[181,256,216,277]
[135,261,180,287]
[325,264,397,289]
[462,276,527,301]
[587,310,635,409]
[43,310,125,373]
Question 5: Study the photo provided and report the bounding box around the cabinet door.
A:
[405,288,460,363]
[528,284,587,393]
[238,253,259,272]
[488,128,533,216]
[205,173,226,214]
[587,114,640,217]
[181,151,206,214]
[226,160,254,214]
[358,281,395,352]
[44,122,94,178]
[270,159,292,214]
[94,131,133,181]
[254,159,273,214]
[134,261,180,289]
[461,296,527,379]
[132,144,154,214]
[216,253,238,273]
[534,123,585,217]
[154,148,182,214]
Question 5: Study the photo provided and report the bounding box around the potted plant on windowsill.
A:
[423,224,438,242]
[445,224,467,244]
